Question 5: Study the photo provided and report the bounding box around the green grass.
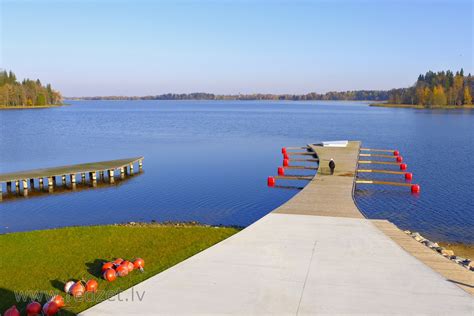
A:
[0,224,239,315]
[0,104,64,110]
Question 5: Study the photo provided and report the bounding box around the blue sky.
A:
[1,0,472,96]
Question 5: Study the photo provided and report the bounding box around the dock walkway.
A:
[81,142,473,315]
[0,157,143,199]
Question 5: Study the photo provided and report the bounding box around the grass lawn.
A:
[0,223,239,315]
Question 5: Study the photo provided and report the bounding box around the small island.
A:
[0,70,62,109]
[372,69,473,109]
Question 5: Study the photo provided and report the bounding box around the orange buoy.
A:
[116,264,129,277]
[267,176,275,187]
[64,280,75,294]
[101,262,114,272]
[103,268,117,282]
[277,167,285,176]
[86,279,98,292]
[283,159,289,167]
[70,282,85,297]
[42,302,59,316]
[49,295,64,308]
[405,172,413,180]
[396,156,403,162]
[4,305,20,316]
[133,258,145,271]
[281,147,287,154]
[26,301,42,316]
[411,184,420,193]
[393,150,399,156]
[399,163,407,170]
[113,258,124,266]
[123,260,134,272]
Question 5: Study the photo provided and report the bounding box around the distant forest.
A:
[68,90,389,101]
[388,69,473,107]
[0,70,62,107]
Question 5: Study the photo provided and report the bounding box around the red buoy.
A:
[283,159,289,167]
[281,147,287,154]
[405,172,413,180]
[277,167,285,176]
[26,301,41,316]
[86,279,98,292]
[4,305,20,316]
[283,153,289,160]
[49,295,64,308]
[133,258,145,270]
[267,176,275,187]
[26,302,42,316]
[399,163,407,170]
[411,184,420,193]
[101,262,114,273]
[396,156,403,163]
[42,302,59,316]
[393,150,399,156]
[103,268,117,282]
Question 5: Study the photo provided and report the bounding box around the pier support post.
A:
[22,179,28,197]
[39,178,44,190]
[89,172,97,187]
[108,169,115,184]
[15,180,20,193]
[139,160,143,172]
[0,183,2,201]
[129,164,134,175]
[6,181,12,193]
[52,176,57,186]
[48,177,54,193]
[99,171,105,181]
[70,174,77,190]
[30,179,35,189]
[61,175,67,186]
[120,167,125,179]
[81,173,86,184]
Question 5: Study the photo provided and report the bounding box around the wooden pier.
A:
[0,157,143,200]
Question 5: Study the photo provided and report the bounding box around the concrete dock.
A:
[0,157,143,200]
[81,142,473,315]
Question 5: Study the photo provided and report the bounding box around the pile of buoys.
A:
[101,257,145,282]
[4,295,65,316]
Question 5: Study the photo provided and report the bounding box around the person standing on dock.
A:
[329,158,336,175]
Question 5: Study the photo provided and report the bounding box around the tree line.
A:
[388,69,473,107]
[0,70,62,107]
[69,90,389,101]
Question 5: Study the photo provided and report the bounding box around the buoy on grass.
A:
[86,279,98,292]
[133,258,145,271]
[4,305,20,316]
[64,280,75,294]
[101,262,114,272]
[103,268,117,282]
[26,301,42,316]
[42,301,59,316]
[49,295,64,308]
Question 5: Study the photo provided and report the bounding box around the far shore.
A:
[370,102,474,109]
[0,104,64,110]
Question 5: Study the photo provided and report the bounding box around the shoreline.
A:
[0,104,64,110]
[370,102,474,109]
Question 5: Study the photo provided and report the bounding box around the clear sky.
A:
[1,0,472,96]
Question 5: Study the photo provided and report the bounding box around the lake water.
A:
[0,101,473,243]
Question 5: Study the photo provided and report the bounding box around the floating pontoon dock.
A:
[81,142,472,315]
[0,157,143,200]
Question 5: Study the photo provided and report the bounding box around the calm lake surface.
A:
[0,101,473,243]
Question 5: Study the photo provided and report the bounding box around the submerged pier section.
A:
[0,157,143,200]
